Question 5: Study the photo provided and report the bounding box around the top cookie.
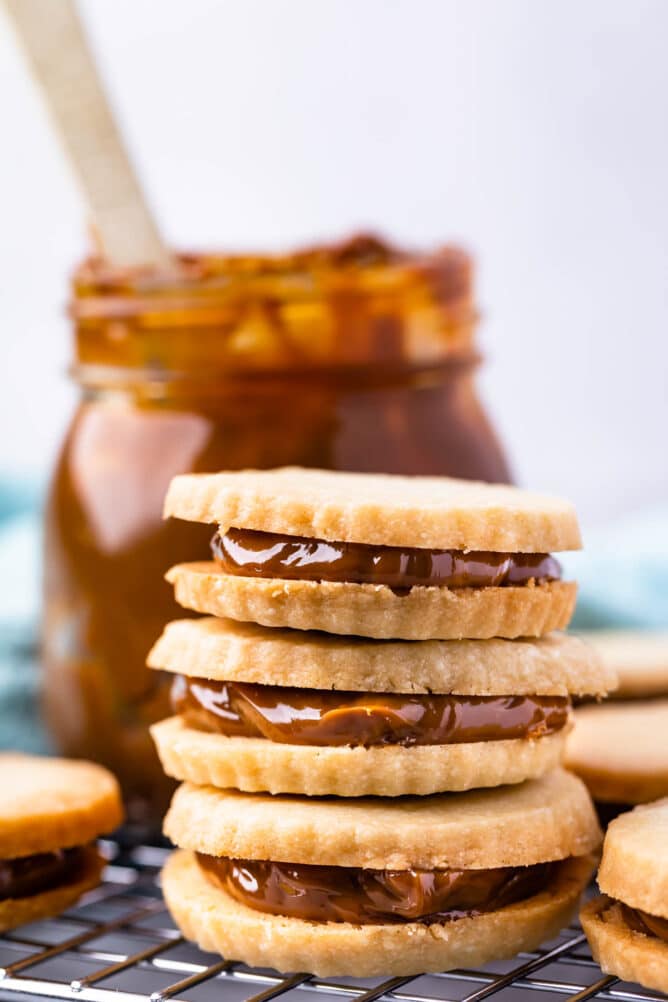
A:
[597,799,668,919]
[149,617,613,696]
[576,630,668,699]
[0,754,123,858]
[164,769,600,871]
[164,468,581,552]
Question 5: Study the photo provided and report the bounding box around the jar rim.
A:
[70,232,473,321]
[70,352,481,394]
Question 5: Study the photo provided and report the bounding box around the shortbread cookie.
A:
[577,629,668,699]
[0,847,104,932]
[565,700,668,804]
[150,620,612,795]
[164,468,581,551]
[581,799,668,994]
[165,850,593,977]
[164,468,580,639]
[149,618,611,695]
[0,754,123,931]
[164,770,599,869]
[151,716,568,796]
[166,564,576,639]
[162,771,599,976]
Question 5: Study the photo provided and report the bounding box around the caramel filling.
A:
[0,846,87,901]
[211,529,562,589]
[172,676,570,747]
[621,903,668,943]
[196,854,556,924]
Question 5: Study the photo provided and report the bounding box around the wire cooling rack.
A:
[0,841,662,1002]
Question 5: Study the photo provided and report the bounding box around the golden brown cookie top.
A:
[597,799,668,920]
[0,754,123,858]
[576,630,668,699]
[164,468,581,551]
[149,617,614,696]
[164,769,600,870]
[564,700,668,804]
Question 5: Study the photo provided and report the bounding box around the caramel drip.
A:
[621,903,668,943]
[212,529,561,589]
[0,846,86,901]
[197,854,555,924]
[172,677,570,747]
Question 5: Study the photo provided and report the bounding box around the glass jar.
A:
[43,234,510,828]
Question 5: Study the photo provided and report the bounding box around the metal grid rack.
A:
[0,842,662,1002]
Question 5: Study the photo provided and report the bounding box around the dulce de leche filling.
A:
[211,528,562,590]
[196,854,556,924]
[171,676,570,747]
[0,846,87,901]
[620,902,668,944]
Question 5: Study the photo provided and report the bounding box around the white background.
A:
[1,0,667,525]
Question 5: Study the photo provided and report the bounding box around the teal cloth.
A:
[0,480,50,753]
[0,479,665,752]
[564,506,668,629]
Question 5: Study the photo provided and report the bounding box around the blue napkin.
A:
[0,479,50,753]
[565,506,668,629]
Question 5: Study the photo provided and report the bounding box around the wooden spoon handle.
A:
[3,0,170,268]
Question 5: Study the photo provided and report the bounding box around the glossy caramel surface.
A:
[197,854,555,924]
[212,529,561,588]
[173,677,570,747]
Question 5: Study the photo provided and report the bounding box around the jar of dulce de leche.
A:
[43,234,511,828]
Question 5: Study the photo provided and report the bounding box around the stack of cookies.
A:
[150,468,613,977]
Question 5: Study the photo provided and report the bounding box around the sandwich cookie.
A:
[162,770,600,976]
[164,468,581,639]
[149,618,614,796]
[576,629,668,699]
[565,700,668,805]
[581,799,668,994]
[0,753,123,930]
